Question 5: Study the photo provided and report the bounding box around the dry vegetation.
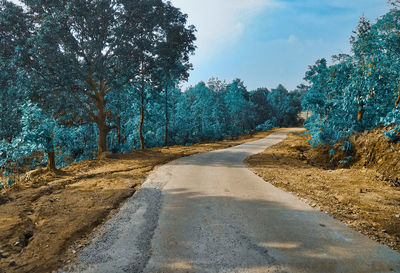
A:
[0,130,275,273]
[247,130,400,253]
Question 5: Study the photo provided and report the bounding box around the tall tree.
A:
[119,0,195,149]
[152,2,196,146]
[22,0,196,153]
[224,79,253,136]
[350,16,375,124]
[0,1,30,141]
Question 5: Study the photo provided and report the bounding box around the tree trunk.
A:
[85,76,111,156]
[95,94,108,156]
[116,115,121,143]
[138,73,146,150]
[97,121,107,155]
[357,64,365,123]
[357,107,365,122]
[139,107,145,150]
[47,151,56,171]
[395,72,400,107]
[164,85,169,147]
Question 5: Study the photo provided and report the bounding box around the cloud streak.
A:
[170,0,282,63]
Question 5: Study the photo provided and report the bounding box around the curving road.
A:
[70,129,400,273]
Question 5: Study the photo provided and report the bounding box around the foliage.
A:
[302,4,400,146]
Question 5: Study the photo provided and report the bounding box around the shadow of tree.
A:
[141,187,400,273]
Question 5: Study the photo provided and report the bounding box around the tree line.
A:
[302,1,400,146]
[0,0,302,184]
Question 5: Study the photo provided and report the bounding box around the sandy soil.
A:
[247,131,400,253]
[0,130,275,273]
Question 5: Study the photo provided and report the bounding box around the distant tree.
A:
[224,79,254,136]
[207,77,227,92]
[388,0,400,7]
[373,7,400,108]
[185,82,215,141]
[268,84,299,126]
[249,88,272,126]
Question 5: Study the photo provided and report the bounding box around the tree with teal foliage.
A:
[224,79,254,137]
[21,0,195,154]
[151,2,196,146]
[249,88,273,127]
[0,0,30,141]
[117,0,196,149]
[301,3,400,146]
[349,16,377,126]
[268,84,301,127]
[302,59,331,145]
[16,101,60,170]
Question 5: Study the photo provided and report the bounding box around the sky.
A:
[169,0,391,91]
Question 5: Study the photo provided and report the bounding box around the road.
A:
[71,129,400,273]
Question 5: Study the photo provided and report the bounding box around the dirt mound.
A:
[350,128,400,186]
[302,128,400,186]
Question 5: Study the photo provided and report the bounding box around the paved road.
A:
[71,129,400,273]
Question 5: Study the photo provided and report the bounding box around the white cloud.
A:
[288,34,298,43]
[170,0,282,63]
[9,0,23,4]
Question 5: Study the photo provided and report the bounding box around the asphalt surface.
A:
[69,129,400,273]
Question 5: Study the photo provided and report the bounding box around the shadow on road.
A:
[141,187,400,273]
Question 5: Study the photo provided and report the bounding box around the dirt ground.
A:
[247,131,400,253]
[0,130,275,273]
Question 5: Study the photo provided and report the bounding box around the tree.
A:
[350,16,375,124]
[302,59,333,144]
[151,2,196,146]
[249,88,272,126]
[224,79,253,136]
[12,102,60,171]
[22,0,122,155]
[185,82,215,141]
[0,1,30,141]
[373,7,400,109]
[268,84,301,127]
[301,8,400,146]
[22,0,196,153]
[116,0,196,149]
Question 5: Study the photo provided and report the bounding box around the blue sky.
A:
[170,0,390,91]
